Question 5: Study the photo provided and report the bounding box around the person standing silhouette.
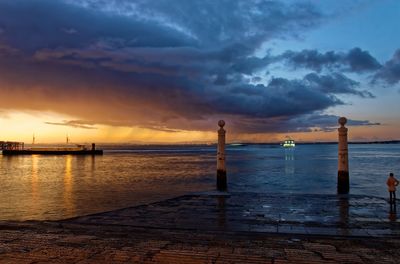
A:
[387,172,399,204]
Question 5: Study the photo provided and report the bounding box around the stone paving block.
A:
[0,255,32,264]
[0,243,12,255]
[274,258,336,264]
[205,247,233,255]
[69,193,400,237]
[152,249,214,264]
[30,246,93,262]
[305,227,338,236]
[276,225,308,234]
[272,258,291,264]
[284,248,326,263]
[324,253,363,264]
[214,252,270,264]
[304,242,336,252]
[57,235,97,244]
[1,192,400,263]
[263,248,285,259]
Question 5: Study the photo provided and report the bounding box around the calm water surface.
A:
[0,144,399,220]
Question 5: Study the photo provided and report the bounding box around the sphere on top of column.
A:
[338,117,347,127]
[218,120,225,128]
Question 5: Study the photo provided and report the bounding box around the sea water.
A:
[0,144,399,220]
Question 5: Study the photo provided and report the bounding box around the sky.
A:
[0,0,399,143]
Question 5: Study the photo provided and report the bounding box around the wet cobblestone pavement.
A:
[0,192,399,263]
[72,192,400,237]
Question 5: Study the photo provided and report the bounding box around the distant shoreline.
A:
[12,140,400,147]
[249,140,400,145]
[227,140,400,146]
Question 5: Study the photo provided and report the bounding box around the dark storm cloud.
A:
[373,49,400,85]
[303,73,374,98]
[71,0,323,48]
[291,114,380,133]
[211,76,343,119]
[0,0,194,52]
[229,114,379,134]
[139,126,181,133]
[346,48,382,72]
[45,120,97,129]
[281,48,381,72]
[0,0,380,134]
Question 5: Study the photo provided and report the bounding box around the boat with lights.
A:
[282,138,295,148]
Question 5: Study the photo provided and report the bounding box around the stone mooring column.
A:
[337,117,349,194]
[217,120,227,191]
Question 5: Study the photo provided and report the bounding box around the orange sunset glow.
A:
[0,0,399,144]
[1,1,400,263]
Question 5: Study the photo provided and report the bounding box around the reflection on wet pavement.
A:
[71,192,400,237]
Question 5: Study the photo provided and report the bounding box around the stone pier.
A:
[1,193,399,263]
[338,117,349,194]
[217,120,227,191]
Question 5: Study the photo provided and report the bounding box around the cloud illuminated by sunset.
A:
[0,0,399,143]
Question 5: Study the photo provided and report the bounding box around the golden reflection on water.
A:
[29,155,39,215]
[0,152,213,220]
[64,155,76,215]
[31,155,39,199]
